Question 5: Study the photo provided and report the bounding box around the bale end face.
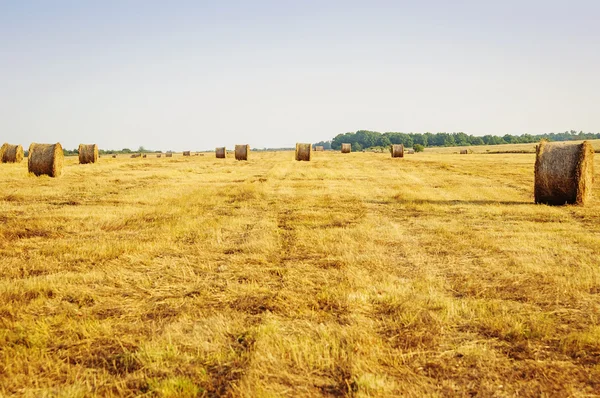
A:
[1,143,24,163]
[295,143,312,161]
[235,145,249,161]
[534,140,594,205]
[28,143,64,177]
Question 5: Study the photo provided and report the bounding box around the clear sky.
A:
[1,0,599,151]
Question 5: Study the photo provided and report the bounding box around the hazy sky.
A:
[1,1,599,151]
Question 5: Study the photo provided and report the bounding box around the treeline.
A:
[319,130,600,151]
[60,146,168,156]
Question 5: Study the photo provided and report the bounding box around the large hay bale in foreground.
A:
[28,143,64,177]
[216,147,226,159]
[183,151,191,156]
[78,144,98,164]
[295,143,311,161]
[314,146,324,152]
[460,149,468,155]
[341,143,351,153]
[235,145,249,161]
[391,144,404,158]
[534,140,594,205]
[1,143,24,163]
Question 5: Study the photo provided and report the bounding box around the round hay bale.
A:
[406,149,415,154]
[1,143,24,163]
[314,145,324,152]
[235,144,249,161]
[157,154,162,158]
[143,154,147,158]
[112,154,117,158]
[28,143,64,177]
[460,149,468,155]
[78,144,98,164]
[391,144,404,158]
[341,143,351,154]
[183,151,191,156]
[216,147,226,159]
[534,140,594,205]
[295,143,312,161]
[166,153,173,158]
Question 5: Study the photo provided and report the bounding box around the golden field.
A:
[424,139,600,154]
[1,150,600,397]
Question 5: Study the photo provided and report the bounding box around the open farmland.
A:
[424,139,600,154]
[1,151,600,396]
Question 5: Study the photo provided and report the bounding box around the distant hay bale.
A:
[341,143,351,153]
[406,149,415,154]
[391,144,404,158]
[1,143,24,163]
[143,154,147,158]
[216,147,226,158]
[130,154,140,158]
[315,146,324,151]
[157,154,162,158]
[183,151,191,156]
[534,140,594,205]
[166,153,173,158]
[78,144,98,164]
[460,149,468,155]
[295,143,312,161]
[28,143,64,177]
[235,144,249,161]
[112,154,117,158]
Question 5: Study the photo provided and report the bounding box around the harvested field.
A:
[1,151,600,396]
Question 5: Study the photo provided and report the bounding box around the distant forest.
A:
[314,130,600,152]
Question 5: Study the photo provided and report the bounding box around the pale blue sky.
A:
[1,1,599,151]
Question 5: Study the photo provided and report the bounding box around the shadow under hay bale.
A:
[295,143,311,161]
[28,143,64,177]
[534,140,594,206]
[78,144,98,164]
[1,143,24,163]
[183,151,191,156]
[341,143,351,153]
[216,147,226,159]
[235,144,249,161]
[391,144,404,158]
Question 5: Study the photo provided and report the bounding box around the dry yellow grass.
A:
[426,139,600,154]
[1,151,600,396]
